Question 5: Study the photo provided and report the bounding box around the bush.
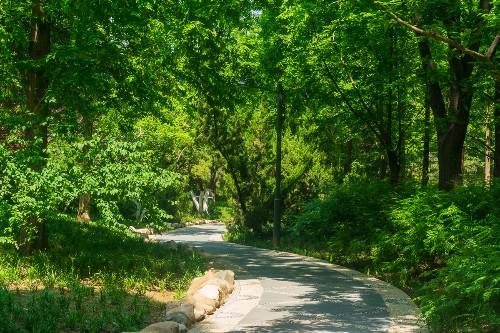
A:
[418,215,500,332]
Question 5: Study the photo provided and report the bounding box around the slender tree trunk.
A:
[387,150,400,187]
[219,149,247,213]
[422,95,431,187]
[208,155,219,205]
[76,120,93,222]
[385,28,400,187]
[20,1,50,253]
[398,87,406,179]
[379,154,387,180]
[493,81,500,178]
[343,139,353,176]
[485,107,491,186]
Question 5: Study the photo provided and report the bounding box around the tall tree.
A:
[257,0,424,186]
[20,0,51,251]
[378,0,499,189]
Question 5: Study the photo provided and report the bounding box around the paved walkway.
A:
[155,223,427,333]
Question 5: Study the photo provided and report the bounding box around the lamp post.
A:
[238,80,283,248]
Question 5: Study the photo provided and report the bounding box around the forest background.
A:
[1,0,500,332]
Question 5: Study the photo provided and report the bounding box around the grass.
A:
[0,216,207,333]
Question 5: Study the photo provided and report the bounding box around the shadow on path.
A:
[155,224,427,333]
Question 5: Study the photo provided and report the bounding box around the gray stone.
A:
[140,321,179,333]
[164,303,195,328]
[163,240,177,250]
[187,292,217,314]
[197,284,221,306]
[193,307,206,321]
[214,270,235,285]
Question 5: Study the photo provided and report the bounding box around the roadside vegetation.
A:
[0,217,206,333]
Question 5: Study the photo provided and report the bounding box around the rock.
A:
[140,321,179,333]
[165,303,195,328]
[163,240,178,250]
[193,307,206,321]
[207,278,234,303]
[187,293,216,314]
[187,270,217,296]
[197,284,221,307]
[165,301,182,311]
[214,270,235,286]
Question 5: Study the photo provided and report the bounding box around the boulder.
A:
[140,321,179,333]
[164,303,195,328]
[215,270,235,285]
[193,307,206,322]
[197,284,222,307]
[186,293,217,314]
[163,240,178,250]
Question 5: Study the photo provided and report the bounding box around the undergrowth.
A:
[0,216,207,333]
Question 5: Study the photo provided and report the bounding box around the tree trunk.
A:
[387,150,400,187]
[421,95,431,187]
[379,154,387,180]
[219,149,247,213]
[398,89,406,180]
[19,215,48,253]
[20,1,50,253]
[77,193,91,223]
[76,120,93,222]
[343,139,353,176]
[437,126,468,191]
[485,107,491,186]
[419,39,475,190]
[493,81,500,178]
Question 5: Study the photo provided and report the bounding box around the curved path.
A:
[154,223,427,333]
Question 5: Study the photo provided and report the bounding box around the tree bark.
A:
[77,193,91,223]
[387,150,400,187]
[343,139,353,176]
[494,81,500,178]
[485,107,491,186]
[20,1,51,253]
[76,120,93,222]
[421,95,431,187]
[418,38,475,190]
[379,154,387,180]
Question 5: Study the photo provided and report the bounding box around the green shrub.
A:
[418,215,500,332]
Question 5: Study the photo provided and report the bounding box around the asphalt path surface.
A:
[154,223,427,333]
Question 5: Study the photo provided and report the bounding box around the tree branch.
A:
[321,58,386,147]
[486,33,500,60]
[376,1,500,77]
[331,41,388,140]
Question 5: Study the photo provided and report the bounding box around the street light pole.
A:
[274,82,284,248]
[238,80,283,248]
